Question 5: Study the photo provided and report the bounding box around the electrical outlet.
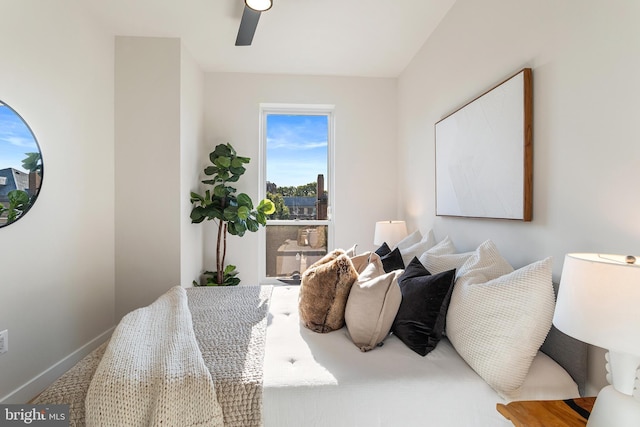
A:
[0,329,7,354]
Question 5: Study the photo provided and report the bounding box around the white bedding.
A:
[263,285,579,427]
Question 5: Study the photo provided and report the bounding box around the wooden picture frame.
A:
[435,68,532,221]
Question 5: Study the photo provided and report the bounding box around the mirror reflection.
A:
[0,100,43,227]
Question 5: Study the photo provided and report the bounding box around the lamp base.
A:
[587,385,640,426]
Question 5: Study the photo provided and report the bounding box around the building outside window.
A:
[259,104,334,283]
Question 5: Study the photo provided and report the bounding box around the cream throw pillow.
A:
[345,254,402,352]
[398,229,437,266]
[446,241,555,399]
[417,236,473,275]
[395,229,423,251]
[453,239,514,280]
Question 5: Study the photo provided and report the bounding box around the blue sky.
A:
[0,104,38,172]
[267,114,328,188]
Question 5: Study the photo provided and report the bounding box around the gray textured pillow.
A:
[345,255,402,351]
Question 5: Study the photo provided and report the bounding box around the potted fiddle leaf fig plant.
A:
[190,143,275,286]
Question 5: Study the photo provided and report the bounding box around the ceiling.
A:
[85,0,456,78]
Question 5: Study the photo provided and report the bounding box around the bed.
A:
[32,238,587,427]
[264,285,582,427]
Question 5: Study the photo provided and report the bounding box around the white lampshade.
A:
[554,253,640,427]
[373,220,407,248]
[554,253,640,356]
[245,0,272,12]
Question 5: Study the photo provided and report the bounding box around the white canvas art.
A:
[435,69,532,220]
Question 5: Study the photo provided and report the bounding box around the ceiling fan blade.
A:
[235,6,261,46]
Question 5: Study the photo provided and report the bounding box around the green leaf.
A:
[225,143,237,157]
[204,166,219,176]
[237,205,250,220]
[231,158,244,168]
[236,156,250,164]
[258,198,275,215]
[204,205,224,220]
[234,222,247,236]
[236,193,253,208]
[212,144,232,159]
[246,218,259,232]
[214,156,231,169]
[190,207,205,222]
[229,166,246,176]
[190,192,204,203]
[21,152,41,173]
[213,184,229,198]
[225,277,241,286]
[223,206,238,221]
[8,190,29,206]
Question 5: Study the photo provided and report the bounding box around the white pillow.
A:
[446,246,555,399]
[454,239,514,280]
[345,244,358,258]
[395,229,423,251]
[398,229,437,266]
[423,235,455,255]
[417,236,473,274]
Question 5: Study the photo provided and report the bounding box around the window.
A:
[259,104,334,283]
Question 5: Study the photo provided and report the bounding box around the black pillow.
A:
[374,242,392,257]
[380,247,405,273]
[391,257,456,356]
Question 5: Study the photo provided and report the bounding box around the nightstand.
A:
[497,397,596,426]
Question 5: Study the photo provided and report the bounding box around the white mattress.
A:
[263,286,580,427]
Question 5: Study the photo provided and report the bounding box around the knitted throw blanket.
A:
[85,286,225,427]
[187,285,273,427]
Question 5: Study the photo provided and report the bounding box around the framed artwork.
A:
[435,68,532,221]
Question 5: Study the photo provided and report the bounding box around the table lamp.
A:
[373,220,407,248]
[554,253,640,426]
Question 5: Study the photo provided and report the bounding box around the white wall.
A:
[398,0,640,394]
[114,37,182,320]
[0,0,115,402]
[204,73,398,283]
[180,49,206,288]
[115,37,205,319]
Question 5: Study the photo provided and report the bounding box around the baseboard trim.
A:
[0,327,114,404]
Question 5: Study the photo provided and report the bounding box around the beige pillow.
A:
[299,250,359,333]
[350,251,375,274]
[345,258,402,351]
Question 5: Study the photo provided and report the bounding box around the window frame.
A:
[258,103,336,284]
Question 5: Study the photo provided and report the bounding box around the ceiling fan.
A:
[235,0,273,46]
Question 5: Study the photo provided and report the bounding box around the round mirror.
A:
[0,100,43,227]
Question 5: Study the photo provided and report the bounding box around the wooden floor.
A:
[497,397,596,426]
